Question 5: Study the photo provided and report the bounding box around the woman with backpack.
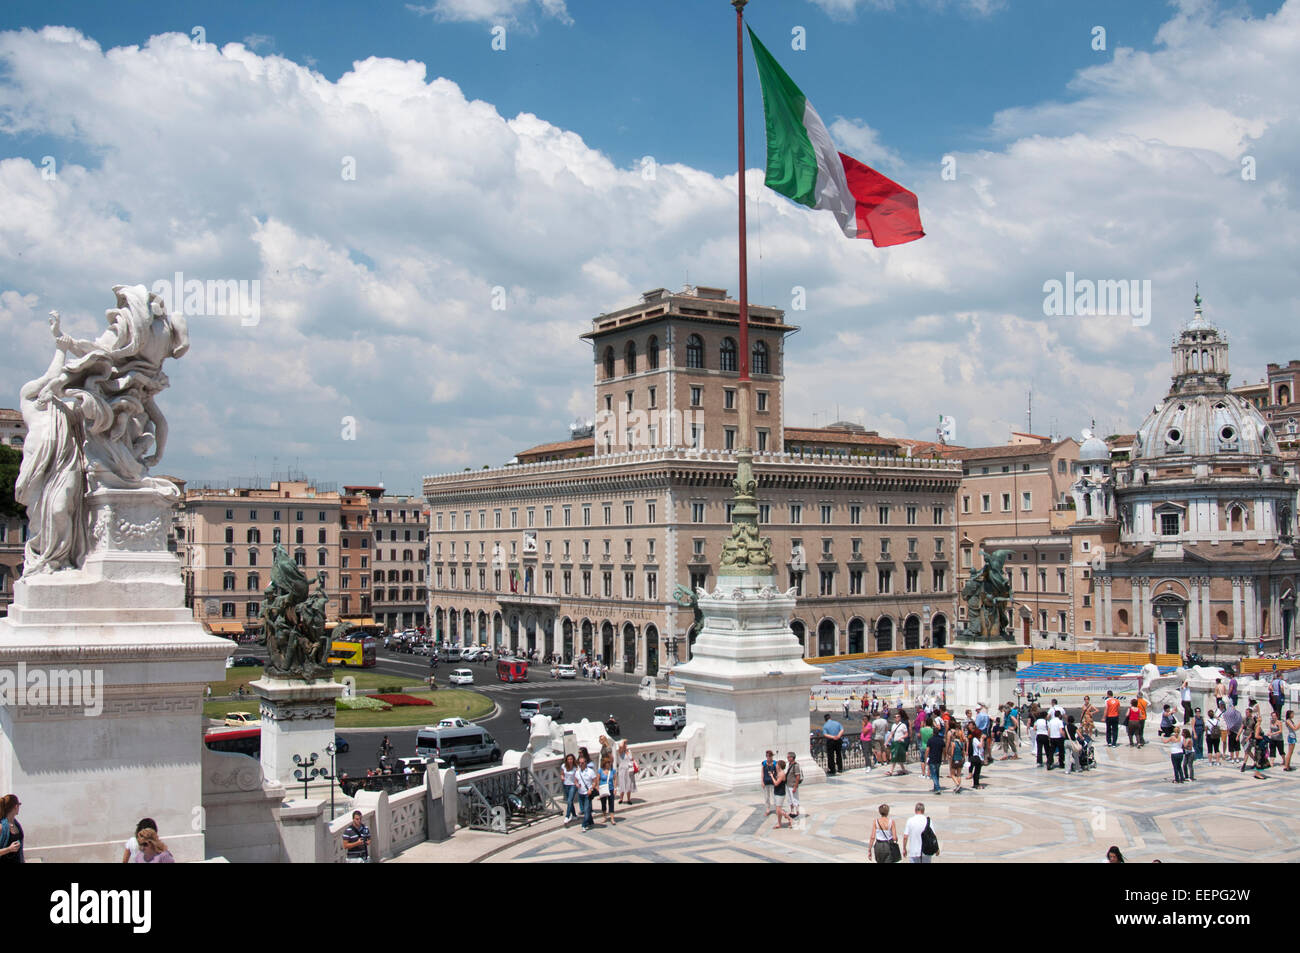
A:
[946,722,966,794]
[1205,705,1223,766]
[868,803,899,863]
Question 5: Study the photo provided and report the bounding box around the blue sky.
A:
[0,0,1295,491]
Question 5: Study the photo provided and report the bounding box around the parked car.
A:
[449,668,475,686]
[460,647,481,662]
[223,711,260,728]
[652,705,687,731]
[230,656,263,668]
[334,735,349,754]
[551,664,577,679]
[519,698,563,723]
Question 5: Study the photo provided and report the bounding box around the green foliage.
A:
[0,444,23,519]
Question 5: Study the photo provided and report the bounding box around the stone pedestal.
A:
[946,639,1021,711]
[672,574,826,789]
[252,677,344,789]
[0,488,233,862]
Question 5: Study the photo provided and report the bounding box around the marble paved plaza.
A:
[398,742,1300,864]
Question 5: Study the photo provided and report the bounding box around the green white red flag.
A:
[748,27,924,247]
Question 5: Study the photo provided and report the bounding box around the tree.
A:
[0,444,23,519]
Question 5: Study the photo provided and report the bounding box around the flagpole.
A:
[719,0,771,579]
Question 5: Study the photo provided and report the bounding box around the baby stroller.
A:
[1070,734,1096,772]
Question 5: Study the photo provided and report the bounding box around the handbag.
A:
[631,759,639,775]
[888,841,902,863]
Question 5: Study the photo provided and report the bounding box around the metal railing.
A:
[456,766,558,833]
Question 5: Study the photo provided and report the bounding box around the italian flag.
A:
[748,27,924,247]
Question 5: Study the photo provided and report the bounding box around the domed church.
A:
[1087,293,1299,659]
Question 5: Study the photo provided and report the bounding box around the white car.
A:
[551,664,578,679]
[449,668,475,686]
[460,647,482,661]
[436,717,473,729]
[652,705,687,730]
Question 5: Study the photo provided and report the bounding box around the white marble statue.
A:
[16,285,188,575]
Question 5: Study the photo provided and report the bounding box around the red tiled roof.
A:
[894,438,966,455]
[516,437,594,459]
[0,408,22,422]
[941,439,1071,462]
[783,427,901,448]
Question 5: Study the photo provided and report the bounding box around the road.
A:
[331,647,673,776]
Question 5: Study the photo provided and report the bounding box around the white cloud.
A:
[807,0,1006,20]
[406,0,572,27]
[0,3,1298,490]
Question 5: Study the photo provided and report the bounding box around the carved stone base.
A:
[946,639,1022,712]
[673,573,826,789]
[0,557,232,860]
[251,677,345,789]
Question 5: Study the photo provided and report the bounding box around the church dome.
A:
[1131,291,1277,464]
[1132,392,1275,462]
[1079,431,1110,462]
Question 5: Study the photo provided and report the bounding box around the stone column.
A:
[1188,579,1200,643]
[1243,579,1257,640]
[674,575,825,789]
[1232,578,1243,638]
[1102,579,1114,636]
[1202,581,1212,641]
[1131,583,1141,638]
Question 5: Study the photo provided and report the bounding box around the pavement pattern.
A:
[403,740,1300,864]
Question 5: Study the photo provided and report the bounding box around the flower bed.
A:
[338,696,392,711]
[371,693,433,707]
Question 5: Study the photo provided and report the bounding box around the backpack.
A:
[921,817,939,856]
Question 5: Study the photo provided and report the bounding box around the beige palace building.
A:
[423,286,963,676]
[178,478,343,636]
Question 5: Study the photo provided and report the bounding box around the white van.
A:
[653,705,687,730]
[414,726,501,767]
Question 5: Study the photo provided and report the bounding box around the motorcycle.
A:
[603,715,621,737]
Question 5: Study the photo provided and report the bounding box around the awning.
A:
[207,622,245,635]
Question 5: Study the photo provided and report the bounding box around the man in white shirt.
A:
[1047,712,1067,770]
[1049,698,1066,719]
[872,713,889,766]
[902,802,933,863]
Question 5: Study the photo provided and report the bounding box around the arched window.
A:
[604,346,615,379]
[1280,384,1292,406]
[1229,505,1245,533]
[246,528,260,544]
[752,340,769,375]
[903,615,921,650]
[686,334,704,369]
[647,336,659,369]
[875,617,894,652]
[247,572,260,591]
[222,572,235,591]
[848,618,865,654]
[720,337,738,372]
[625,340,637,374]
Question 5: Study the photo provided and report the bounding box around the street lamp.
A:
[324,742,338,818]
[292,752,332,802]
